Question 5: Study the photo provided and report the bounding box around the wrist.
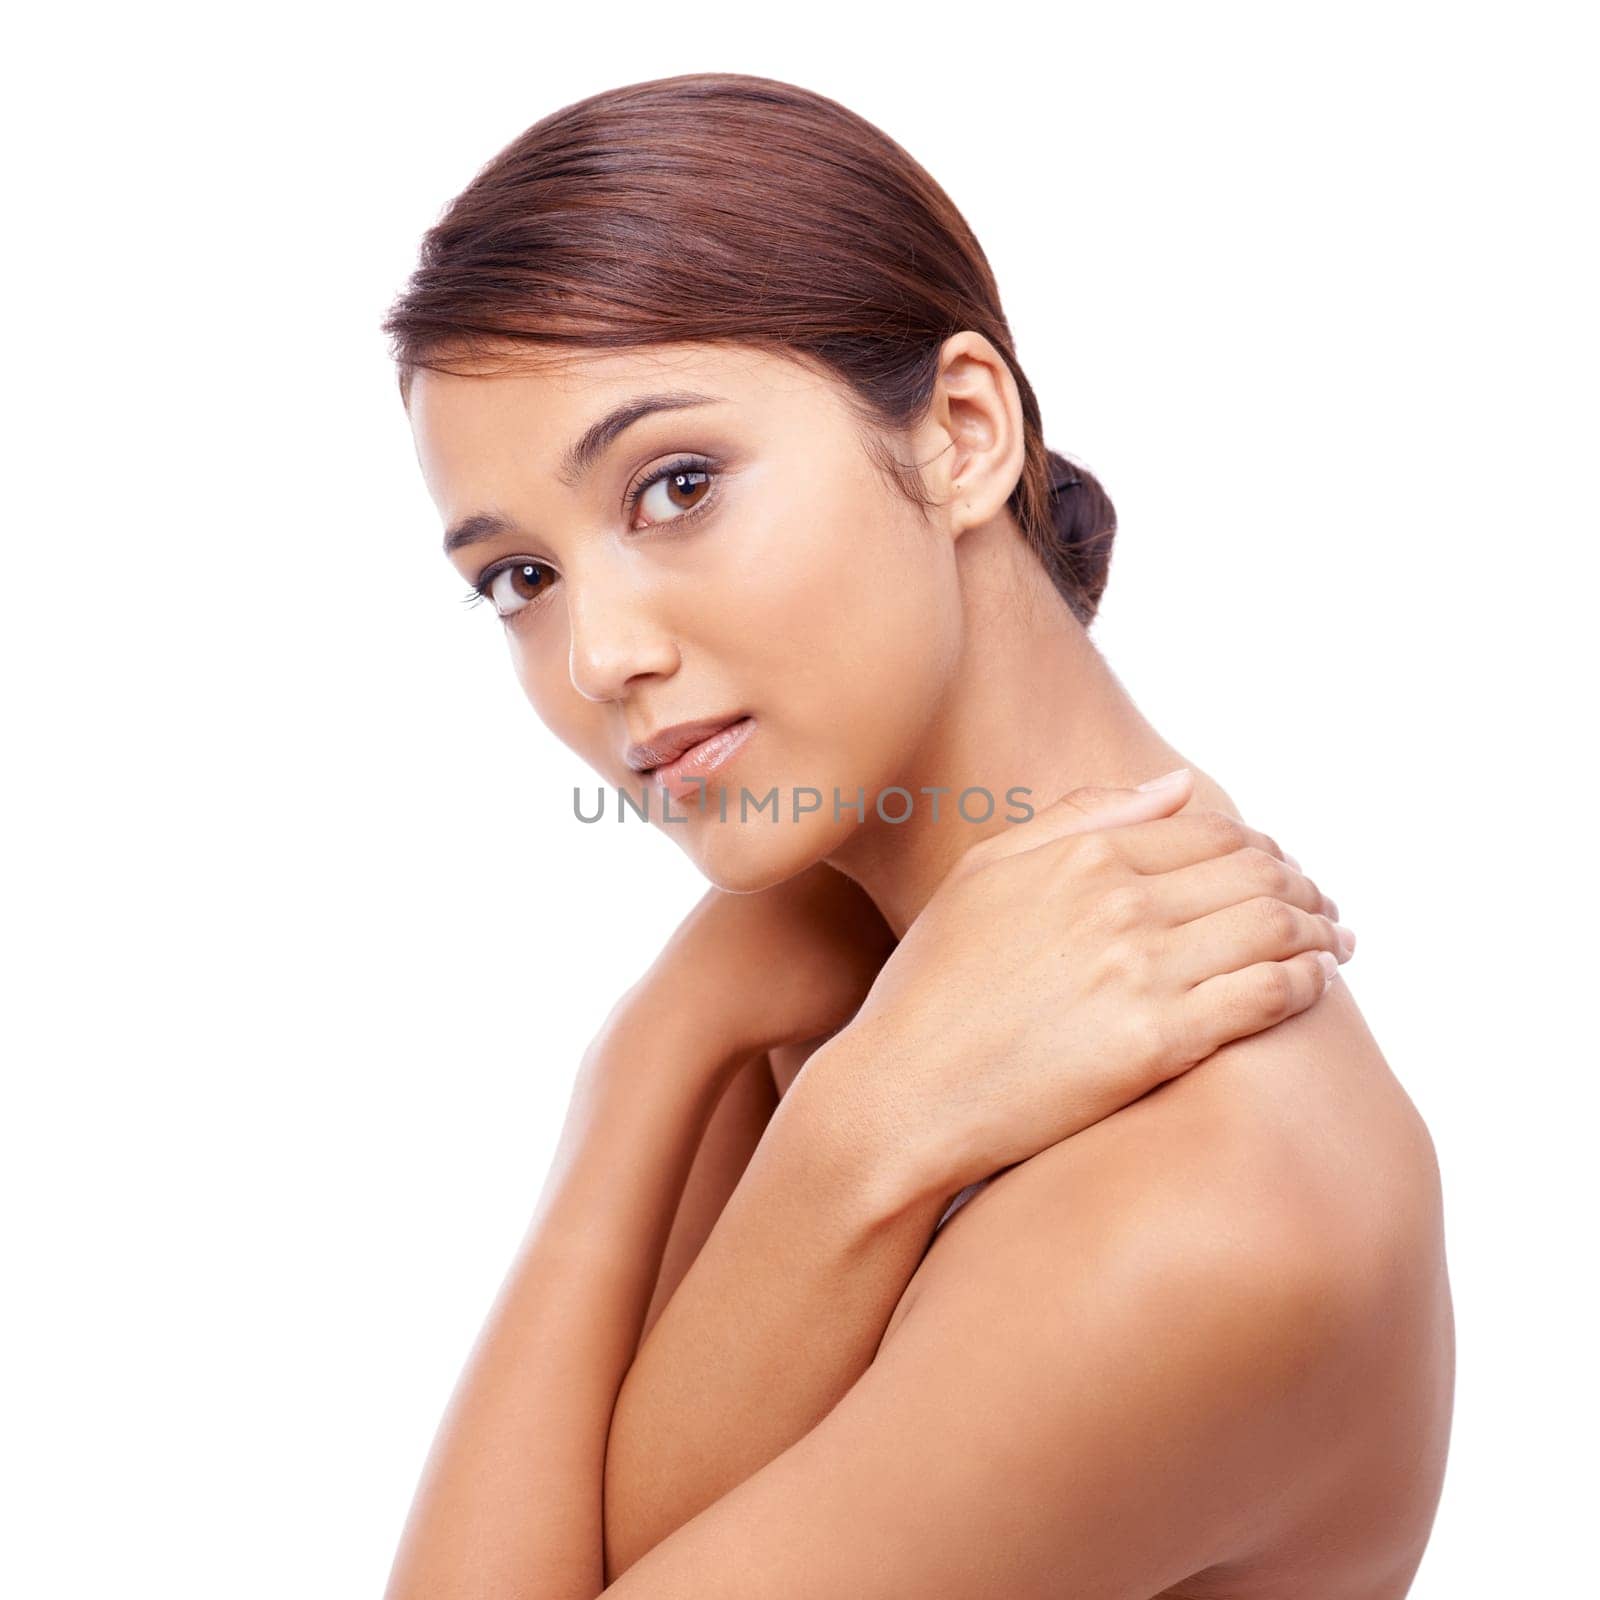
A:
[783,1018,962,1228]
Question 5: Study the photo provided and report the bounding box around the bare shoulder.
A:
[881,977,1455,1594]
[601,987,1451,1598]
[891,977,1446,1320]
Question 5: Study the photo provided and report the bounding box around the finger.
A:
[1138,848,1345,933]
[1164,895,1353,990]
[1079,810,1340,922]
[1168,949,1341,1066]
[976,768,1196,866]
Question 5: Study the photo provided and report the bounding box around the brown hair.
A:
[381,72,1117,626]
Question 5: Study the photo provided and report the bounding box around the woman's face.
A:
[408,341,966,891]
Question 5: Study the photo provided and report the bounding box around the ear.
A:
[915,331,1028,541]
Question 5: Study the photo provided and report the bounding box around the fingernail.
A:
[1136,766,1190,791]
[1316,950,1339,984]
[1335,924,1357,956]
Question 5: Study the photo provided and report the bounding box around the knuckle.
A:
[1073,830,1121,873]
[1240,846,1291,895]
[1200,809,1249,854]
[1251,894,1298,942]
[1098,933,1148,983]
[1097,935,1131,978]
[1096,883,1149,934]
[1254,961,1296,1014]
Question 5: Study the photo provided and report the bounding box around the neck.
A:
[824,514,1229,939]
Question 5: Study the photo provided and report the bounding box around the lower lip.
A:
[647,716,757,805]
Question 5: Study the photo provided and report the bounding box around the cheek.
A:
[503,613,604,757]
[731,484,949,656]
[730,490,959,770]
[504,612,560,706]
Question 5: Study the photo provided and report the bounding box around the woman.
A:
[380,72,1452,1598]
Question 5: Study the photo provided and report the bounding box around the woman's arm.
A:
[625,861,901,1368]
[595,1112,1347,1600]
[604,1030,955,1578]
[635,1048,778,1351]
[603,784,1352,1576]
[381,987,855,1600]
[385,960,1341,1600]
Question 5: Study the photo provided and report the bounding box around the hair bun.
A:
[1047,454,1082,495]
[1041,448,1117,626]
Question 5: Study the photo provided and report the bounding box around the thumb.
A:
[979,766,1194,863]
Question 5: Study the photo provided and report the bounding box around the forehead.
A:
[407,341,840,490]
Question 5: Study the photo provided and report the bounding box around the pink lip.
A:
[626,713,750,773]
[646,716,757,805]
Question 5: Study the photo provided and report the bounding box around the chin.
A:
[669,806,842,893]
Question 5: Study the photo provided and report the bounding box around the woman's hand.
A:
[625,862,899,1073]
[836,768,1355,1202]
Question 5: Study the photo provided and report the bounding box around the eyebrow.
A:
[443,389,727,554]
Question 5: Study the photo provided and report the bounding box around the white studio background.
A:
[3,4,1593,1594]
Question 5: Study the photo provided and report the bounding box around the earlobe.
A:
[948,479,968,541]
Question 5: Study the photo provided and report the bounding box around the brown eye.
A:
[632,462,714,526]
[486,561,553,618]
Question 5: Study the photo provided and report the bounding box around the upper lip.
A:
[625,714,750,774]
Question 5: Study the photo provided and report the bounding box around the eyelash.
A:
[460,455,721,615]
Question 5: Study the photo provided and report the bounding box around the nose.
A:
[565,562,680,703]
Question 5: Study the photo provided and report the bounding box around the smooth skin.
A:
[389,333,1453,1597]
[603,776,1376,1585]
